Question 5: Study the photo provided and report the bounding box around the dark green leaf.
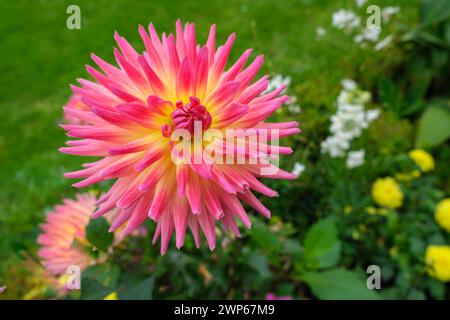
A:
[119,277,154,300]
[302,269,381,300]
[247,251,271,278]
[421,0,450,27]
[303,218,341,269]
[86,217,114,252]
[416,102,450,148]
[80,277,114,300]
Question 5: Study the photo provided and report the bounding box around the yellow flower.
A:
[371,177,404,209]
[425,245,450,282]
[409,149,434,172]
[435,199,450,232]
[103,292,118,300]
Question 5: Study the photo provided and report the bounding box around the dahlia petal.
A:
[222,194,251,229]
[195,47,209,100]
[173,199,188,249]
[223,49,253,82]
[176,164,188,196]
[148,182,173,220]
[138,54,169,96]
[209,33,236,88]
[135,145,166,172]
[175,19,187,59]
[176,57,195,100]
[237,76,269,104]
[113,48,149,96]
[214,103,249,128]
[238,190,271,218]
[206,24,216,67]
[121,197,151,236]
[234,55,264,91]
[114,32,141,69]
[108,137,152,155]
[186,176,201,214]
[197,211,216,251]
[206,81,240,111]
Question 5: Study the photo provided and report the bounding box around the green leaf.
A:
[246,251,271,278]
[416,102,450,148]
[80,277,114,300]
[82,264,120,288]
[421,0,450,27]
[118,277,154,300]
[250,222,281,254]
[86,217,114,252]
[302,269,381,300]
[303,218,341,269]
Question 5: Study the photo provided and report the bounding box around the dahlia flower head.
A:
[60,20,299,254]
[37,193,96,275]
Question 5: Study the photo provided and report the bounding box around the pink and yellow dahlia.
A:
[61,20,299,254]
[37,193,96,275]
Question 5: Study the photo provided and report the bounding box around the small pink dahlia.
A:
[61,20,299,254]
[37,193,96,275]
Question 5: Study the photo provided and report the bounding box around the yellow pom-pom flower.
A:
[435,198,450,232]
[371,177,404,209]
[425,245,450,282]
[103,292,118,300]
[409,149,434,172]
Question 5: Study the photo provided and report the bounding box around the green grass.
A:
[0,0,419,286]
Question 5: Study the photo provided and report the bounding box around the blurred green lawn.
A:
[0,0,418,279]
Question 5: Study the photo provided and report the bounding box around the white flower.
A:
[316,27,327,38]
[356,0,368,7]
[265,74,291,93]
[366,109,380,122]
[354,28,381,43]
[321,135,350,158]
[374,35,393,51]
[322,79,375,158]
[342,79,357,91]
[332,9,361,31]
[382,6,400,21]
[292,162,306,176]
[330,111,367,139]
[346,150,365,169]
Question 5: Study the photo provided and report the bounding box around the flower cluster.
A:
[425,245,450,282]
[332,9,360,32]
[331,3,400,50]
[371,177,404,209]
[321,79,379,168]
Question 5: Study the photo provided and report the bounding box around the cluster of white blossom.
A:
[266,75,301,114]
[321,79,380,168]
[331,3,400,50]
[332,9,361,32]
